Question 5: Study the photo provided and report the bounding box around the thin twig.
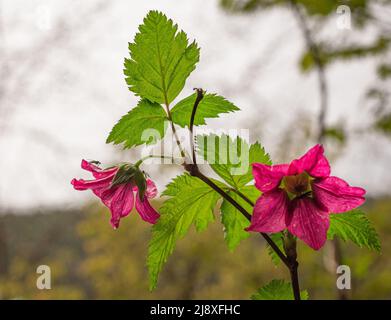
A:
[290,0,328,143]
[189,88,205,165]
[229,188,255,206]
[164,103,186,159]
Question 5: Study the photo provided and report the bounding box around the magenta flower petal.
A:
[100,184,134,229]
[145,179,158,198]
[312,176,366,213]
[246,189,289,233]
[72,160,161,228]
[135,194,160,224]
[81,159,118,178]
[288,197,329,250]
[71,174,114,191]
[288,144,330,178]
[252,163,289,193]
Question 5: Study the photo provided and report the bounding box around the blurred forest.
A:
[0,197,390,299]
[0,0,391,299]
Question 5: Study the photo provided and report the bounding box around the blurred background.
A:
[0,0,390,299]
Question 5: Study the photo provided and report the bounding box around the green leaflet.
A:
[251,279,309,300]
[171,93,239,127]
[220,185,260,251]
[124,10,200,105]
[197,134,271,188]
[328,209,381,252]
[106,99,168,149]
[147,174,225,290]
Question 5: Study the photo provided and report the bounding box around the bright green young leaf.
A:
[171,93,239,127]
[220,185,260,251]
[328,209,381,252]
[251,279,309,300]
[106,99,168,149]
[124,10,200,105]
[147,174,224,290]
[197,134,271,188]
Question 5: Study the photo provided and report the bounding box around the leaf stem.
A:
[164,103,187,159]
[135,154,182,167]
[228,188,255,206]
[189,88,205,164]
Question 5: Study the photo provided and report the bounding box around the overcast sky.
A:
[1,0,390,212]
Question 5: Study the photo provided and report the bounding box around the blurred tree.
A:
[220,0,391,142]
[0,0,113,282]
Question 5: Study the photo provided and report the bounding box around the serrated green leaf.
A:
[147,174,223,290]
[251,279,308,300]
[197,134,271,188]
[171,93,239,127]
[106,99,168,149]
[124,10,200,105]
[328,209,381,252]
[221,185,260,251]
[237,141,271,186]
[267,232,285,266]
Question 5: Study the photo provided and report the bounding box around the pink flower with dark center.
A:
[246,145,366,250]
[71,160,160,228]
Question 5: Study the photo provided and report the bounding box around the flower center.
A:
[282,172,312,198]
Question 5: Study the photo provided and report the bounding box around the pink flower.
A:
[71,160,160,228]
[246,145,366,250]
